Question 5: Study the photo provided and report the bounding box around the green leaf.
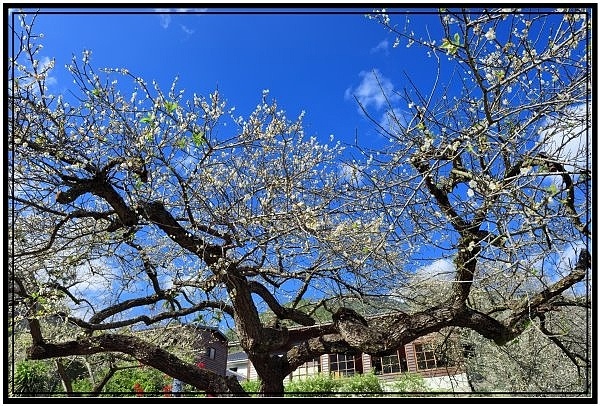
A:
[192,130,206,147]
[453,32,460,45]
[546,183,558,195]
[164,101,178,114]
[440,38,459,55]
[140,114,154,125]
[175,138,187,149]
[91,88,102,97]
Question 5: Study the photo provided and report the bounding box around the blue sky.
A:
[10,7,442,151]
[9,7,591,322]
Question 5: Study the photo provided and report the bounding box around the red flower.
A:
[196,361,205,369]
[163,384,173,397]
[133,382,144,397]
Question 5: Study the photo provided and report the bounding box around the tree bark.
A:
[26,333,247,396]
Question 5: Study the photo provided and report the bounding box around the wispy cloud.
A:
[370,39,389,55]
[345,68,399,112]
[539,103,590,168]
[380,107,408,135]
[154,8,208,29]
[180,24,195,35]
[40,56,57,86]
[338,162,365,187]
[67,258,114,319]
[154,8,172,28]
[538,103,591,187]
[416,258,455,282]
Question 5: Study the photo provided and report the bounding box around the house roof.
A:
[226,369,247,381]
[227,351,249,362]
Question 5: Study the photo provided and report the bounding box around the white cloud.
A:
[345,69,399,112]
[176,8,208,13]
[181,25,195,35]
[416,258,455,282]
[380,107,408,134]
[556,241,588,274]
[67,258,114,318]
[154,8,207,29]
[370,39,389,55]
[71,259,112,295]
[39,56,57,86]
[538,103,591,186]
[154,8,172,28]
[338,162,365,187]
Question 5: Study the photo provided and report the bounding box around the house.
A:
[226,350,250,381]
[226,331,471,392]
[138,323,229,376]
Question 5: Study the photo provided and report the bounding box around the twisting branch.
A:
[248,280,315,326]
[26,333,247,396]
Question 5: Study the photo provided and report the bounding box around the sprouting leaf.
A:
[140,113,154,125]
[164,101,178,114]
[175,138,187,149]
[91,88,102,97]
[453,32,461,45]
[440,37,459,55]
[546,184,558,195]
[192,130,206,147]
[144,129,153,142]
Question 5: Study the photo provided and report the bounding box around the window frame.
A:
[414,342,440,370]
[329,353,356,377]
[292,357,321,380]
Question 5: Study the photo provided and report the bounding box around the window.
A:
[373,353,401,374]
[292,357,321,380]
[414,343,443,370]
[329,354,356,377]
[206,347,216,360]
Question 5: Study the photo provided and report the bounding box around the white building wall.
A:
[423,372,471,392]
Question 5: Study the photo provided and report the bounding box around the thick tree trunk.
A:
[259,379,286,397]
[248,353,287,397]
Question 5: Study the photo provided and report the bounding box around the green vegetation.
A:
[389,372,429,392]
[241,372,431,397]
[13,360,57,395]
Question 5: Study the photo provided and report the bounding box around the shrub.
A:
[71,378,93,393]
[285,374,341,396]
[102,366,170,396]
[338,372,383,396]
[390,372,429,392]
[240,379,262,396]
[13,360,57,396]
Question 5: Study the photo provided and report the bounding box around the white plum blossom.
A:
[485,28,496,41]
